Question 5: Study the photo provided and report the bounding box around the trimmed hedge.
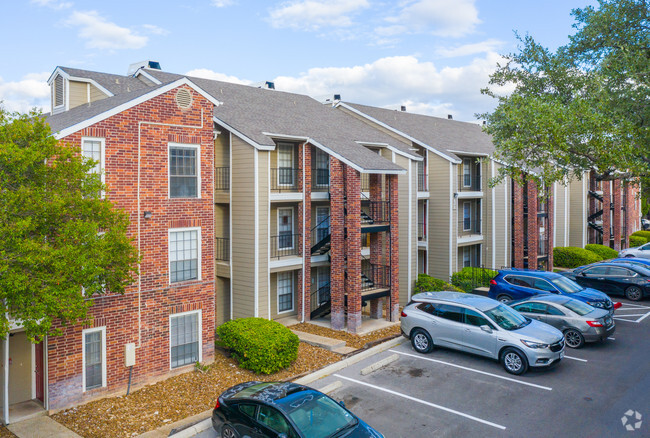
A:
[629,235,647,248]
[553,246,603,268]
[217,317,299,374]
[414,274,463,293]
[451,267,498,292]
[585,244,618,260]
[631,230,650,243]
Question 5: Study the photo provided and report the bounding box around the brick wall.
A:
[512,181,525,269]
[47,86,215,410]
[613,180,622,250]
[388,174,400,321]
[526,180,539,269]
[329,158,345,330]
[345,167,362,333]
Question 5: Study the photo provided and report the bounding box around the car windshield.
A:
[551,276,583,294]
[562,299,595,316]
[484,304,530,330]
[631,265,650,276]
[284,393,357,438]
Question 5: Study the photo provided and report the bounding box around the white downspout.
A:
[301,142,306,323]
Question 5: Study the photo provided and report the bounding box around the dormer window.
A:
[53,75,65,109]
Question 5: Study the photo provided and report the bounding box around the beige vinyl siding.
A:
[428,157,453,280]
[270,270,299,319]
[394,154,418,304]
[231,137,257,319]
[215,277,230,326]
[68,81,88,109]
[214,128,230,168]
[569,176,587,247]
[258,151,270,319]
[89,84,108,103]
[215,204,229,239]
[492,163,510,268]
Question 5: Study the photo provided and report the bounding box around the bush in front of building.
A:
[553,246,603,268]
[584,244,618,260]
[217,317,299,374]
[630,230,650,243]
[451,267,499,292]
[629,235,647,247]
[414,274,463,293]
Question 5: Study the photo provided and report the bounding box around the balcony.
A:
[361,264,391,292]
[458,173,482,192]
[215,167,230,191]
[361,200,391,232]
[417,173,428,192]
[270,233,301,259]
[215,237,230,262]
[271,168,300,192]
[458,218,482,239]
[418,221,426,241]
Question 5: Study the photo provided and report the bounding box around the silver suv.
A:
[400,292,565,375]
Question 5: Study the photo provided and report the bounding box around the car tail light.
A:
[586,320,603,327]
[614,302,622,309]
[400,311,407,317]
[214,399,220,410]
[490,279,497,285]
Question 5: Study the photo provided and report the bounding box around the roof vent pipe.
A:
[334,94,341,101]
[400,106,406,112]
[447,114,453,120]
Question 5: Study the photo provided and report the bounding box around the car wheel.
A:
[221,424,239,438]
[496,294,512,303]
[625,254,635,258]
[501,348,529,375]
[563,329,585,349]
[625,286,642,301]
[411,329,433,354]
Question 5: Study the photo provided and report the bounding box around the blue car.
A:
[611,257,650,268]
[489,269,615,314]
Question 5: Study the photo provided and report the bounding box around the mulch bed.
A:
[288,322,401,349]
[52,343,340,438]
[0,427,16,438]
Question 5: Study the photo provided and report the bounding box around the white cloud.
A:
[383,0,480,38]
[142,24,169,36]
[185,69,252,85]
[435,39,505,58]
[267,0,369,30]
[273,53,504,121]
[31,0,72,9]
[66,11,148,50]
[0,73,50,113]
[211,0,235,6]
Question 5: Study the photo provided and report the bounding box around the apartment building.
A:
[335,102,512,277]
[1,65,220,420]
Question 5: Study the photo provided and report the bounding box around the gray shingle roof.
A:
[59,67,150,96]
[343,102,495,160]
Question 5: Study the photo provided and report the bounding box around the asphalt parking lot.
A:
[196,298,650,438]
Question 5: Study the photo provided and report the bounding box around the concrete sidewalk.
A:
[7,416,82,438]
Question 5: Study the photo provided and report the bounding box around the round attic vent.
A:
[175,88,193,109]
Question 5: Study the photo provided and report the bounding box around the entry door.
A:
[317,267,330,305]
[316,207,330,242]
[35,341,45,403]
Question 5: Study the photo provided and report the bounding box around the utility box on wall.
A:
[124,343,136,367]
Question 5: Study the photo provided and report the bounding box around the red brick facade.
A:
[47,86,215,410]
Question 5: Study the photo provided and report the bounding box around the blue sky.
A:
[1,0,596,121]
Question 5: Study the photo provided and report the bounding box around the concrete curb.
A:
[164,336,405,438]
[360,353,399,376]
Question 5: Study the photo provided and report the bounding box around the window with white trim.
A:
[463,202,471,231]
[169,228,200,283]
[315,148,329,187]
[170,311,201,368]
[278,208,294,250]
[463,158,471,187]
[83,327,106,391]
[277,272,294,313]
[169,144,199,198]
[463,247,471,268]
[82,138,105,197]
[277,143,294,186]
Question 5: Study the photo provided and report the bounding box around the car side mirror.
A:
[339,400,346,408]
[480,325,493,334]
[581,272,587,277]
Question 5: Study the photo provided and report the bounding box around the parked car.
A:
[619,241,650,259]
[400,292,565,375]
[488,269,616,314]
[642,218,650,230]
[611,257,650,268]
[561,262,650,301]
[212,381,384,438]
[508,295,615,348]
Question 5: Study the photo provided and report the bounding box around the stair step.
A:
[331,346,357,355]
[291,330,346,351]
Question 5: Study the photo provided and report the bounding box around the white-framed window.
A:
[463,202,471,231]
[169,143,200,198]
[463,247,471,268]
[463,158,471,187]
[277,143,294,186]
[278,208,294,250]
[315,207,330,242]
[315,148,329,187]
[169,227,201,283]
[277,272,294,313]
[82,137,106,196]
[170,310,202,369]
[82,326,106,392]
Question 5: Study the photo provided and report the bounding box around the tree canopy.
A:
[0,106,139,341]
[480,0,649,187]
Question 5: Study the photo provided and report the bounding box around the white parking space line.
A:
[389,350,553,391]
[614,317,640,323]
[618,303,650,309]
[613,313,648,317]
[607,337,615,340]
[334,374,507,430]
[636,312,650,323]
[563,355,587,362]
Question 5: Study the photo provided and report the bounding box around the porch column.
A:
[387,174,400,322]
[299,143,312,321]
[369,174,383,265]
[513,180,525,269]
[330,158,346,330]
[346,166,362,334]
[603,181,611,245]
[3,334,8,425]
[547,189,555,270]
[527,180,539,269]
[613,179,622,250]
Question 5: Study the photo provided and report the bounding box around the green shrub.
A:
[631,230,650,243]
[584,244,618,260]
[414,274,463,293]
[451,267,498,293]
[216,318,299,374]
[629,235,647,247]
[553,246,603,268]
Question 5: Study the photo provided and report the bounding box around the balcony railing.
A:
[313,168,329,191]
[215,237,230,262]
[417,173,428,192]
[538,237,549,256]
[458,218,482,235]
[270,233,301,259]
[361,201,391,223]
[418,221,426,241]
[271,168,300,191]
[362,264,391,291]
[215,167,230,191]
[458,174,482,192]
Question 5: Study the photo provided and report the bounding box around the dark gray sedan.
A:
[509,294,615,348]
